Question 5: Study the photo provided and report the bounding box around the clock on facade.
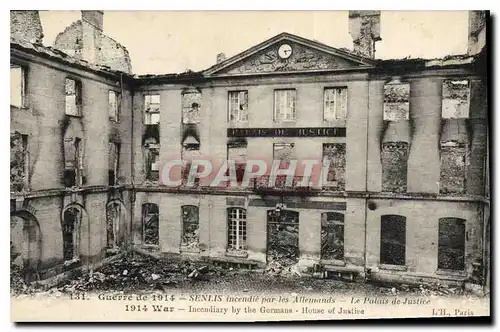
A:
[278,44,292,59]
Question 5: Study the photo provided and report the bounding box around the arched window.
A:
[181,205,199,249]
[321,212,344,261]
[227,208,247,252]
[106,202,121,249]
[438,218,466,270]
[142,203,159,245]
[380,215,406,266]
[62,207,82,261]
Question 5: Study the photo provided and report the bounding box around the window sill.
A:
[321,259,346,267]
[11,105,29,111]
[65,113,83,118]
[378,264,408,272]
[226,251,248,258]
[436,269,467,277]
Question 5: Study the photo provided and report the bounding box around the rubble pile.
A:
[377,281,465,297]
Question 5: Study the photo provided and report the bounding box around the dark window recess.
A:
[182,144,200,187]
[267,209,299,269]
[440,142,467,194]
[322,143,346,191]
[380,215,406,266]
[106,203,120,248]
[181,205,199,249]
[381,142,409,193]
[142,203,159,246]
[438,218,466,270]
[10,132,28,192]
[63,137,83,187]
[144,141,160,182]
[62,208,80,261]
[108,142,120,186]
[321,212,345,260]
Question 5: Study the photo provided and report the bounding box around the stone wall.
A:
[10,10,43,44]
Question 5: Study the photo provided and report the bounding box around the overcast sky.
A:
[38,11,470,75]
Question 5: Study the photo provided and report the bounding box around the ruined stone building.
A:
[10,10,489,287]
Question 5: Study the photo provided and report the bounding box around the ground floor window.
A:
[320,212,344,261]
[106,203,121,249]
[181,205,199,250]
[267,209,299,270]
[62,207,81,261]
[142,203,159,245]
[227,208,247,252]
[438,217,466,270]
[380,214,406,266]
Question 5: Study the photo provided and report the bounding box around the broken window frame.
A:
[228,90,249,123]
[266,209,300,266]
[10,132,29,192]
[322,143,346,191]
[227,143,248,186]
[274,89,296,122]
[182,92,202,125]
[144,141,160,182]
[181,143,201,187]
[62,207,81,262]
[63,137,84,187]
[65,78,82,117]
[383,80,410,122]
[227,207,247,253]
[108,142,120,186]
[10,63,27,109]
[142,203,159,246]
[380,215,406,266]
[320,212,345,261]
[438,217,466,271]
[323,87,347,121]
[108,90,121,122]
[144,94,160,125]
[381,141,409,193]
[441,80,470,119]
[181,205,200,251]
[439,141,468,195]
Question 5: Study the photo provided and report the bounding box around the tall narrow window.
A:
[62,207,81,261]
[324,88,347,121]
[438,218,466,270]
[383,81,409,121]
[380,215,406,266]
[10,132,28,192]
[322,143,346,191]
[274,89,296,121]
[381,142,409,193]
[271,143,295,188]
[442,80,470,119]
[108,142,120,186]
[227,208,247,253]
[109,90,120,122]
[11,64,26,108]
[63,137,84,187]
[65,78,82,116]
[182,91,201,124]
[144,140,160,182]
[227,143,247,185]
[181,205,199,250]
[182,143,200,187]
[144,94,160,124]
[142,203,159,246]
[440,141,467,194]
[321,212,344,261]
[106,203,121,249]
[229,91,248,123]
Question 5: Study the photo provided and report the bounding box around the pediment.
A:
[204,33,375,77]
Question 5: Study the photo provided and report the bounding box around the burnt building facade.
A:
[10,10,489,287]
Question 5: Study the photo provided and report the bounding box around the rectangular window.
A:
[144,142,160,181]
[322,143,346,190]
[442,80,470,119]
[182,144,201,186]
[144,94,160,124]
[440,142,467,194]
[181,205,199,250]
[63,137,83,187]
[10,132,28,192]
[324,88,347,121]
[182,92,201,124]
[65,78,82,116]
[383,81,410,121]
[108,142,120,186]
[272,143,295,187]
[109,90,121,122]
[142,203,159,246]
[380,215,406,266]
[274,89,296,121]
[229,91,248,123]
[11,64,26,108]
[438,218,466,270]
[381,142,409,193]
[227,143,247,185]
[227,208,247,252]
[321,212,344,261]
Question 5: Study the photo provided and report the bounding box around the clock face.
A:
[278,44,292,59]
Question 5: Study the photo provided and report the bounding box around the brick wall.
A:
[10,11,43,44]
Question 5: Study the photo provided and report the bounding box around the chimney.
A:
[81,10,103,64]
[10,10,44,44]
[348,10,381,59]
[216,52,226,64]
